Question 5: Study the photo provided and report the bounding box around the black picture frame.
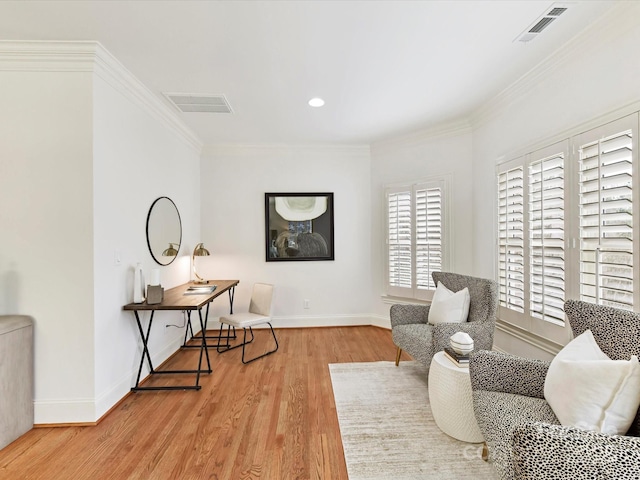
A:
[265,192,334,262]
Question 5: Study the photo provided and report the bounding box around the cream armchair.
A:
[390,272,498,367]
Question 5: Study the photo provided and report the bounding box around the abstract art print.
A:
[265,192,334,262]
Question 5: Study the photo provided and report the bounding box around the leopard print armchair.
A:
[469,299,640,480]
[390,272,498,367]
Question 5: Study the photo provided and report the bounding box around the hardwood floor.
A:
[0,326,410,479]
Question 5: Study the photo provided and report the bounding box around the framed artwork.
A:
[265,192,334,262]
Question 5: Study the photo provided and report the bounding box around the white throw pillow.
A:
[544,329,640,435]
[427,282,470,324]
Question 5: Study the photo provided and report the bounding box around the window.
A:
[386,179,447,300]
[498,166,525,313]
[496,142,568,342]
[496,114,638,345]
[578,128,634,310]
[388,190,412,290]
[529,152,565,325]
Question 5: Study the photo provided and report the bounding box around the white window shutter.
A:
[498,167,525,313]
[529,153,565,325]
[495,113,638,345]
[386,179,447,299]
[416,186,442,290]
[579,129,634,311]
[388,190,412,289]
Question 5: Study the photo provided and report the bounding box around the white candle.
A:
[150,268,161,286]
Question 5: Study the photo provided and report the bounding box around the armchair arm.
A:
[512,422,640,480]
[469,350,550,399]
[389,304,430,328]
[431,321,495,351]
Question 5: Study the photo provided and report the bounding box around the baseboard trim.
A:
[205,314,391,330]
[34,332,187,426]
[495,320,563,358]
[34,421,97,428]
[33,317,391,426]
[33,398,96,425]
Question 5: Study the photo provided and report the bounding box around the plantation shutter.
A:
[529,153,565,325]
[498,166,525,312]
[416,186,442,290]
[495,114,637,344]
[579,128,634,311]
[388,189,412,289]
[386,179,447,299]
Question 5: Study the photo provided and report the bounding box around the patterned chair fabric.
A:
[470,299,640,480]
[512,422,640,480]
[390,272,498,368]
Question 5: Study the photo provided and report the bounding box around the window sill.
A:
[380,295,430,306]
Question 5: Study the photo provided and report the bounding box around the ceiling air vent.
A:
[163,93,233,113]
[516,4,568,43]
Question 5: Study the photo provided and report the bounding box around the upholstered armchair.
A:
[390,272,498,367]
[469,300,640,480]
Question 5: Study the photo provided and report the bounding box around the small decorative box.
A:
[146,285,164,305]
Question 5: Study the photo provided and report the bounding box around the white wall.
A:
[369,127,475,318]
[92,55,201,419]
[4,2,640,423]
[0,42,202,423]
[0,67,97,421]
[199,144,374,326]
[471,3,640,358]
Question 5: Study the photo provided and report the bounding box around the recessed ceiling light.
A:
[308,97,325,107]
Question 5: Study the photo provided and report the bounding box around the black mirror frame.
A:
[146,196,182,266]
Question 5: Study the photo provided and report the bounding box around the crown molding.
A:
[0,40,97,71]
[470,2,640,128]
[201,143,370,157]
[371,118,473,153]
[0,40,203,154]
[92,43,203,154]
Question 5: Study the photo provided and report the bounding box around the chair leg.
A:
[241,323,279,364]
[217,324,254,354]
[395,347,402,366]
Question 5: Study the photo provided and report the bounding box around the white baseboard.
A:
[368,315,391,329]
[35,333,186,425]
[35,316,390,425]
[34,397,96,425]
[205,314,391,330]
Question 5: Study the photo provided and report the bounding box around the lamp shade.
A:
[162,243,179,257]
[192,243,210,283]
[193,243,210,256]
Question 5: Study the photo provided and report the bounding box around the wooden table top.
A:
[123,280,239,311]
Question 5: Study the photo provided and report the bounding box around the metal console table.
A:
[123,279,239,391]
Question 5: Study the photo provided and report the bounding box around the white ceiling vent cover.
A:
[516,3,569,43]
[164,93,233,113]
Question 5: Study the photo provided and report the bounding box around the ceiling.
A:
[0,1,620,145]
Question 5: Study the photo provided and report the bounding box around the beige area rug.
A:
[329,361,497,480]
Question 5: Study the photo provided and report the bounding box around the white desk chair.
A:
[217,283,278,364]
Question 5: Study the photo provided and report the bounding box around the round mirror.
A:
[146,196,182,266]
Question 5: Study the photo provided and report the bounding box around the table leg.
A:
[194,308,211,387]
[133,311,155,390]
[201,303,212,373]
[132,309,211,391]
[182,285,238,348]
[228,285,235,313]
[183,314,195,346]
